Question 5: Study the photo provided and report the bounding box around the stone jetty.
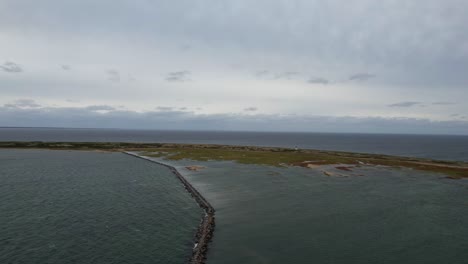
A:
[123,152,215,264]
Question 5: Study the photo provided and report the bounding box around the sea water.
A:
[161,158,468,264]
[0,150,202,264]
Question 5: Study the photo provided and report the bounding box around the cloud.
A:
[254,70,300,80]
[106,69,120,82]
[4,99,41,108]
[308,78,329,85]
[254,70,270,78]
[244,107,258,112]
[432,101,456,105]
[85,105,116,111]
[450,114,468,120]
[156,106,174,111]
[1,1,468,131]
[388,101,423,108]
[1,61,23,73]
[349,73,375,81]
[166,71,191,82]
[273,71,300,80]
[180,44,191,51]
[61,65,71,70]
[2,0,468,90]
[388,101,458,107]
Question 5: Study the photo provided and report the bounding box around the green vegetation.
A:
[1,141,468,178]
[142,147,468,179]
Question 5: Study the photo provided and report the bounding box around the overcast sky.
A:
[1,0,468,134]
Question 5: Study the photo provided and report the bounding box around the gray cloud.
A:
[1,61,23,73]
[254,70,270,78]
[388,101,458,108]
[349,73,375,81]
[2,1,468,87]
[244,107,258,112]
[308,78,329,85]
[61,65,71,70]
[1,1,468,134]
[180,44,191,51]
[156,106,175,111]
[388,102,423,108]
[4,99,41,108]
[85,105,116,111]
[107,69,120,82]
[450,114,468,120]
[254,70,301,80]
[432,101,456,105]
[166,71,191,82]
[273,72,300,80]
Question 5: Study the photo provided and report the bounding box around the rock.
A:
[186,165,206,171]
[335,166,354,171]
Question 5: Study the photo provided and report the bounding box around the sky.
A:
[1,0,468,134]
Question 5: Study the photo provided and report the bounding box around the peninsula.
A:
[1,141,467,179]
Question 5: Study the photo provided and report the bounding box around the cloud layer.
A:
[308,78,329,85]
[106,70,120,82]
[166,71,191,82]
[1,100,468,135]
[1,61,23,73]
[1,1,468,134]
[388,102,422,108]
[349,73,376,81]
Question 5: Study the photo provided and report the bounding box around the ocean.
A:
[1,127,468,161]
[0,150,202,264]
[1,132,468,264]
[160,158,468,264]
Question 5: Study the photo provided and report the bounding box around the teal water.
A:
[158,158,468,264]
[0,150,203,264]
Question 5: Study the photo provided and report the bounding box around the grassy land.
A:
[1,141,468,178]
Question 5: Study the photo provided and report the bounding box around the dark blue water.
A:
[160,158,468,264]
[1,127,468,161]
[0,150,202,264]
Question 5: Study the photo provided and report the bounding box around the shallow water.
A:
[0,150,202,264]
[159,158,468,264]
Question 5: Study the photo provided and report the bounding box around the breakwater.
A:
[123,152,215,264]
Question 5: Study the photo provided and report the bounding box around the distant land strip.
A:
[123,151,215,264]
[1,141,468,178]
